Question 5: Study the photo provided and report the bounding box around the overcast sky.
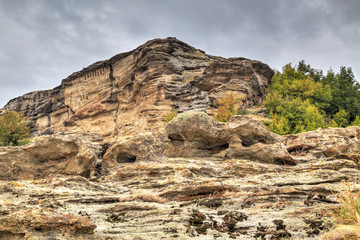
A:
[0,0,359,107]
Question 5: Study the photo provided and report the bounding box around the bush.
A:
[213,92,240,122]
[264,61,360,134]
[0,111,30,146]
[352,116,360,127]
[322,181,360,240]
[334,109,349,127]
[163,109,178,123]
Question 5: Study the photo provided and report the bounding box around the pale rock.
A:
[2,38,274,141]
[0,133,101,179]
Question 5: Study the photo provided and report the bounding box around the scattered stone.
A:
[198,198,223,209]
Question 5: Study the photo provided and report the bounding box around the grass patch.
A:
[321,181,360,239]
[334,181,360,225]
[17,139,30,146]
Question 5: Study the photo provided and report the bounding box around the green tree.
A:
[266,114,290,135]
[265,61,360,134]
[324,66,360,121]
[264,64,327,134]
[0,111,30,146]
[297,60,323,82]
[352,116,360,127]
[333,109,349,127]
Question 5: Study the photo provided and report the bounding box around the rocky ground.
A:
[1,112,360,239]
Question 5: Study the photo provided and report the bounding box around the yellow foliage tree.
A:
[0,111,30,146]
[213,92,240,122]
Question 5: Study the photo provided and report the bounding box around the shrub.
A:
[322,182,360,239]
[265,114,291,135]
[213,92,240,122]
[163,109,178,123]
[352,116,360,127]
[0,111,30,146]
[238,109,251,115]
[334,109,350,127]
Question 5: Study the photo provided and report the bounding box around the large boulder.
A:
[0,134,102,179]
[284,126,360,160]
[103,132,169,169]
[0,208,96,239]
[165,112,294,164]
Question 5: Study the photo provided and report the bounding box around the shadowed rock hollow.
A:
[0,38,359,239]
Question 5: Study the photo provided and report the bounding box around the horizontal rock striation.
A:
[1,38,359,239]
[0,112,359,239]
[0,134,102,179]
[2,37,273,139]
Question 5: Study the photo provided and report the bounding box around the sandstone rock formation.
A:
[2,37,273,140]
[0,111,359,239]
[165,112,294,165]
[0,134,102,179]
[0,38,359,239]
[285,126,360,161]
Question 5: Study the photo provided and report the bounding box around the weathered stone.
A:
[284,126,360,160]
[2,38,274,140]
[0,133,101,179]
[0,208,96,237]
[165,112,294,164]
[103,132,169,169]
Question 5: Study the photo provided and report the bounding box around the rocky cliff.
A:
[0,38,359,240]
[2,37,273,139]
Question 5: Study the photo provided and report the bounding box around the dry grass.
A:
[321,225,360,240]
[334,181,360,225]
[120,190,167,204]
[321,181,360,240]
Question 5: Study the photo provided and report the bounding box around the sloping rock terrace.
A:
[0,112,359,239]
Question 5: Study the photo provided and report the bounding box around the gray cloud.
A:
[0,0,359,107]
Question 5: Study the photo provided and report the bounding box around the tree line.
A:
[264,60,360,134]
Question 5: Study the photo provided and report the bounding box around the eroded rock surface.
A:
[0,133,102,179]
[285,126,360,161]
[0,38,359,239]
[165,112,294,165]
[2,37,273,140]
[0,113,359,239]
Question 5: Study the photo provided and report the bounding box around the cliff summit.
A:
[3,37,273,140]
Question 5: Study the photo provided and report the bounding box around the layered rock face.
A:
[2,37,273,139]
[0,113,359,239]
[1,38,359,239]
[0,134,102,180]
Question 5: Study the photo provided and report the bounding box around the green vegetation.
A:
[163,109,178,123]
[0,111,30,146]
[264,61,360,134]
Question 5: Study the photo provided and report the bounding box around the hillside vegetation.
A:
[264,61,360,134]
